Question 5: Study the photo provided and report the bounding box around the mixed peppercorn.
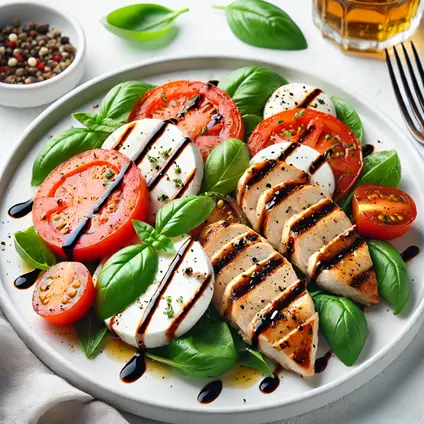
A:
[0,18,76,84]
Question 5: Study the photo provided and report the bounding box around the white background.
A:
[1,0,424,423]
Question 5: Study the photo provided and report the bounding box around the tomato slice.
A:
[33,149,149,262]
[248,109,363,200]
[352,184,417,240]
[32,262,95,325]
[129,80,244,160]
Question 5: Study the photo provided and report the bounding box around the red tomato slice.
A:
[352,184,417,240]
[129,80,244,160]
[32,262,95,325]
[33,149,149,262]
[248,109,363,200]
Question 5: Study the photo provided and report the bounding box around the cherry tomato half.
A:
[248,109,363,200]
[32,262,95,325]
[129,80,244,160]
[33,149,149,262]
[352,184,417,240]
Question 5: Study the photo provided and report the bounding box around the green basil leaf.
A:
[73,112,124,133]
[338,150,401,212]
[31,128,109,186]
[312,293,368,366]
[204,138,250,195]
[102,4,189,42]
[146,311,237,378]
[99,81,155,122]
[97,244,158,319]
[218,66,288,117]
[132,220,175,253]
[74,308,111,359]
[14,226,56,270]
[368,240,411,314]
[331,96,364,144]
[243,114,262,139]
[155,195,215,237]
[231,329,273,376]
[215,0,307,50]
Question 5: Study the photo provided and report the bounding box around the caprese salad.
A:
[9,66,418,391]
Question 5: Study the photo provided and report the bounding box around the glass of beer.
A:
[313,0,424,52]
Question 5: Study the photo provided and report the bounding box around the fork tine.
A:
[410,41,424,86]
[401,42,424,113]
[392,45,424,127]
[385,48,424,142]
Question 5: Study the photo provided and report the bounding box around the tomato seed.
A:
[216,199,224,209]
[40,295,51,305]
[68,289,77,298]
[62,296,69,305]
[72,280,81,288]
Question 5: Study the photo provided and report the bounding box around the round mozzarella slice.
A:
[250,142,335,196]
[96,235,214,349]
[264,83,336,119]
[102,119,204,223]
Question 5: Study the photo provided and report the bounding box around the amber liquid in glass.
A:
[314,0,421,49]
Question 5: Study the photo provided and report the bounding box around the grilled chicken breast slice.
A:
[210,231,275,309]
[247,280,318,377]
[237,160,308,227]
[198,221,251,257]
[221,252,298,330]
[308,226,379,305]
[256,181,327,252]
[282,198,351,273]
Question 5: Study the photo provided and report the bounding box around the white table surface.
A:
[1,0,424,423]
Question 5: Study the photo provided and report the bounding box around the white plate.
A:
[1,56,424,424]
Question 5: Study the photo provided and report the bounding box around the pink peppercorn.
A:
[53,54,61,62]
[7,41,16,48]
[37,62,45,70]
[16,54,24,61]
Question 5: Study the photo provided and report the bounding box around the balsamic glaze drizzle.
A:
[206,80,219,88]
[197,380,223,404]
[120,352,146,383]
[259,364,282,394]
[8,197,34,218]
[136,238,194,347]
[207,113,223,129]
[362,144,374,158]
[14,269,40,289]
[177,95,203,119]
[297,124,315,144]
[277,142,300,161]
[401,245,420,263]
[315,350,332,373]
[133,120,169,165]
[308,154,327,175]
[297,89,323,109]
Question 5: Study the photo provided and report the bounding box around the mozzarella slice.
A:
[102,119,204,223]
[94,235,214,349]
[250,142,335,196]
[264,83,336,118]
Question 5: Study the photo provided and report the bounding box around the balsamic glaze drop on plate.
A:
[120,352,146,383]
[362,144,374,158]
[314,350,332,374]
[197,380,223,404]
[401,246,420,263]
[259,364,282,394]
[8,197,34,218]
[14,269,40,290]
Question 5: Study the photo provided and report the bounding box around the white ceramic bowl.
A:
[0,1,85,108]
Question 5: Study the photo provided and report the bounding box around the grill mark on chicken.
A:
[252,280,306,348]
[350,267,375,289]
[229,254,285,304]
[212,232,259,275]
[286,199,337,258]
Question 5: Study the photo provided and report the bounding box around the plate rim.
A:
[1,53,424,420]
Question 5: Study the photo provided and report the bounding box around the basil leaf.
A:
[312,293,368,366]
[231,329,273,376]
[99,81,155,122]
[219,66,288,117]
[204,138,250,195]
[155,195,215,237]
[31,128,109,186]
[368,240,411,314]
[102,5,189,42]
[215,0,307,50]
[97,244,158,319]
[74,308,111,359]
[331,96,364,144]
[146,311,237,378]
[73,112,124,133]
[243,114,262,139]
[14,226,56,270]
[339,150,401,212]
[132,220,175,253]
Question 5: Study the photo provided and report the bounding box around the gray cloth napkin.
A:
[0,307,130,424]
